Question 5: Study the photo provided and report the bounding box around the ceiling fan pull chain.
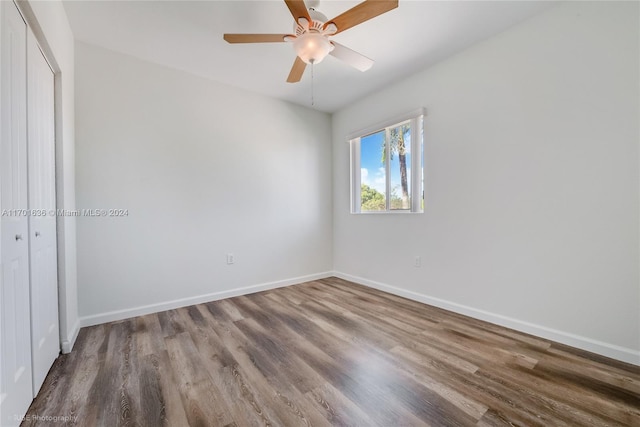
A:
[311,62,315,106]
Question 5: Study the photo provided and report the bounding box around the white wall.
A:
[20,0,78,353]
[332,1,640,364]
[75,42,333,323]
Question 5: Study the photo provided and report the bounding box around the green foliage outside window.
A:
[360,184,385,211]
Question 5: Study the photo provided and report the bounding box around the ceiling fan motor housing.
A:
[293,9,329,35]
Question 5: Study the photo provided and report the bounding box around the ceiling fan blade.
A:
[330,42,374,72]
[223,34,289,43]
[284,0,311,23]
[324,0,398,35]
[287,56,307,83]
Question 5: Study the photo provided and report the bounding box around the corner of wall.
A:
[61,318,80,354]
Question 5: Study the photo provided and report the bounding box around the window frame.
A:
[349,108,425,214]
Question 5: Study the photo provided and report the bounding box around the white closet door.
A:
[0,1,33,426]
[27,30,59,397]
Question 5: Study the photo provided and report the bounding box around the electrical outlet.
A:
[414,256,421,268]
[226,253,234,265]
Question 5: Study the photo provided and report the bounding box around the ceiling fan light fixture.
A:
[293,33,333,64]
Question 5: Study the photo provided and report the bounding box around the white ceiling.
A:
[62,0,554,112]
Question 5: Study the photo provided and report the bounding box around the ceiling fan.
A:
[223,0,398,83]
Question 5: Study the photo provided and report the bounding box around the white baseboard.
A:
[61,318,80,354]
[79,272,333,329]
[333,271,640,366]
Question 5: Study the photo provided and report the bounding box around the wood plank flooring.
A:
[23,277,640,426]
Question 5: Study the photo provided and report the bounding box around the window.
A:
[349,109,424,213]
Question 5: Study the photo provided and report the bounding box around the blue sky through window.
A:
[360,131,386,195]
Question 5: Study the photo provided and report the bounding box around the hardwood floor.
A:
[23,277,640,426]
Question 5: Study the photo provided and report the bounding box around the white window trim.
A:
[349,108,425,214]
[411,115,424,212]
[350,140,361,213]
[346,108,425,141]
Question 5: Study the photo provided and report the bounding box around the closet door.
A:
[27,30,59,397]
[0,1,33,425]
